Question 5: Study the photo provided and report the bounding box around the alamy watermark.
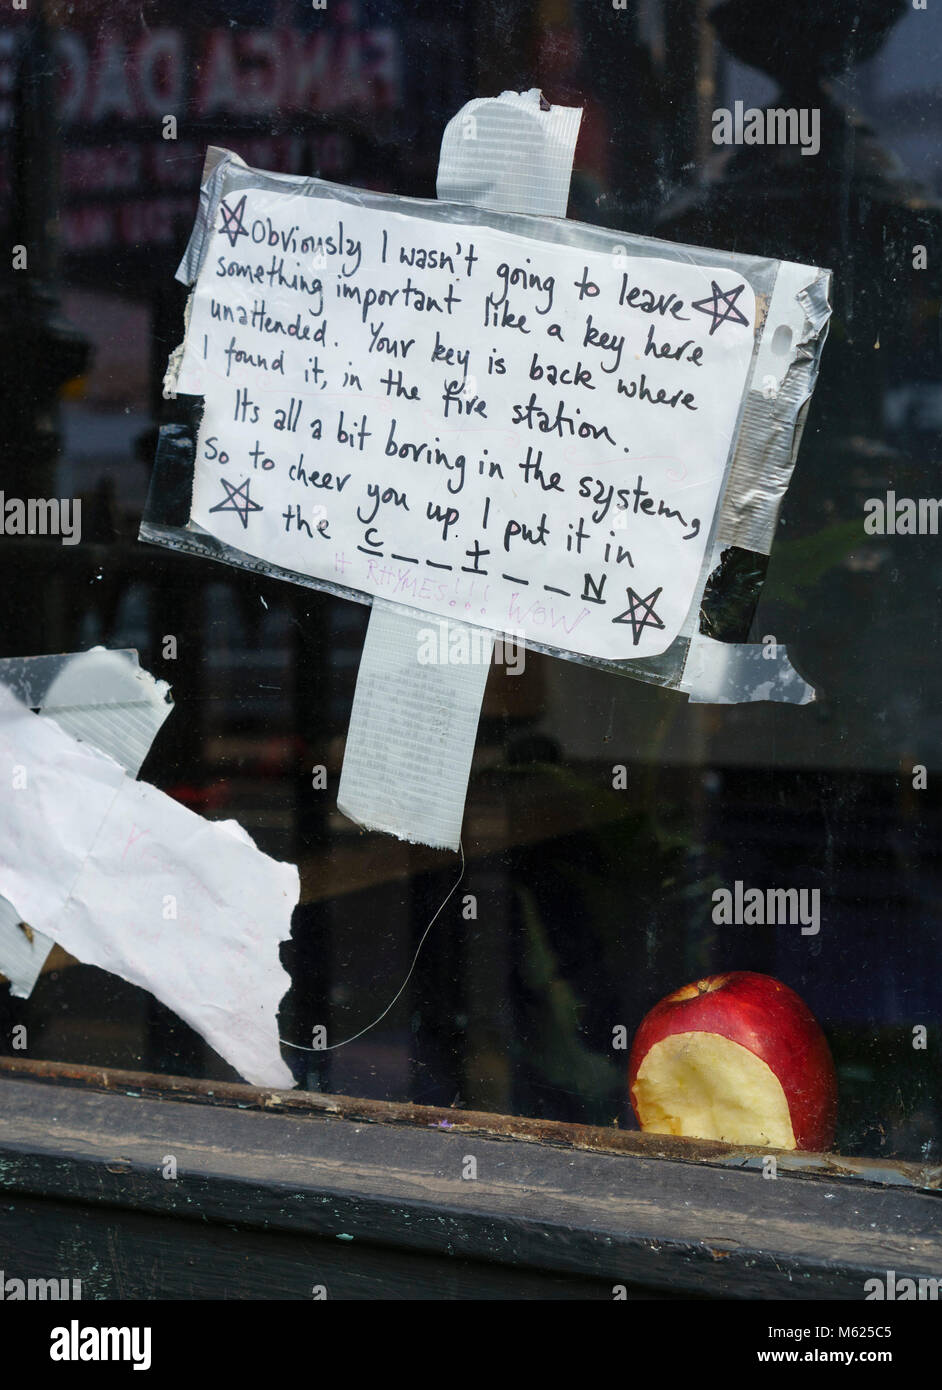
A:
[712,881,820,936]
[865,492,942,535]
[417,620,524,674]
[50,1320,151,1371]
[0,494,81,545]
[0,1270,81,1300]
[712,101,820,158]
[865,1270,941,1300]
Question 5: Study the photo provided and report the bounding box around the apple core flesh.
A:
[628,972,838,1151]
[632,1030,797,1149]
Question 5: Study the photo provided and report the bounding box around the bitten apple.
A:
[628,972,837,1151]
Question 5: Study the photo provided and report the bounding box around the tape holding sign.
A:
[142,94,831,847]
[339,90,581,850]
[437,88,584,218]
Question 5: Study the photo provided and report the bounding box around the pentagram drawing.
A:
[612,586,666,646]
[691,281,750,336]
[208,477,263,529]
[218,195,250,249]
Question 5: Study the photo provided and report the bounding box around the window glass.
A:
[1,0,940,1167]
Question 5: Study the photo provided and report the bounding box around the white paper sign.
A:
[176,187,756,660]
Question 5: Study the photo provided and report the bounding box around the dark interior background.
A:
[0,0,940,1163]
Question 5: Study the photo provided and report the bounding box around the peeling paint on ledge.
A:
[0,1056,936,1194]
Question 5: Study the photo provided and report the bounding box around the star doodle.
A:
[691,280,750,336]
[218,194,249,249]
[208,476,263,529]
[612,585,666,646]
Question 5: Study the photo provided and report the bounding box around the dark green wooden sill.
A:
[0,1058,939,1300]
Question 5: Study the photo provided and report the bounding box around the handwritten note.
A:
[176,187,757,660]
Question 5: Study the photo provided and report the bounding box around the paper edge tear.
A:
[0,676,296,1086]
[0,649,173,999]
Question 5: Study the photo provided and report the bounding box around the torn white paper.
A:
[0,684,296,1087]
[0,648,173,998]
[0,906,53,1002]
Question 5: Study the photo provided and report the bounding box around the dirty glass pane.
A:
[0,0,940,1170]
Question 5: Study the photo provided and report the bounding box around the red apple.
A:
[628,972,837,1151]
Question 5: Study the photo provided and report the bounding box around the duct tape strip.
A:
[337,601,492,851]
[338,91,582,851]
[714,263,832,555]
[437,87,582,218]
[679,632,815,705]
[0,649,172,998]
[669,262,831,704]
[175,144,232,288]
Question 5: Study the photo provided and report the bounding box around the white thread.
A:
[280,840,466,1053]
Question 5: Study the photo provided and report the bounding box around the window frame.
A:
[2,1057,939,1300]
